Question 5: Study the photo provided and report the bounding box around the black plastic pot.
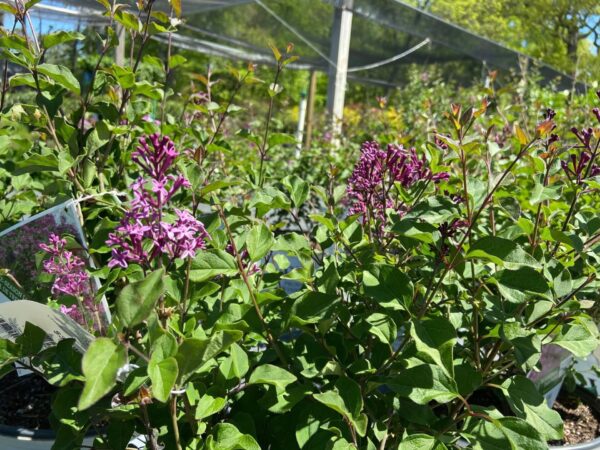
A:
[549,388,600,450]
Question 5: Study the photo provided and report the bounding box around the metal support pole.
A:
[295,91,308,158]
[115,24,126,66]
[326,0,353,140]
[304,70,318,151]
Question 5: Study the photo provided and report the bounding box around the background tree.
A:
[417,0,600,81]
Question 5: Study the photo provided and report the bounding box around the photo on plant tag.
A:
[0,201,110,333]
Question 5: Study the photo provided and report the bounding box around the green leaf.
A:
[16,322,45,355]
[495,267,550,304]
[0,3,17,14]
[190,250,238,282]
[283,175,309,208]
[115,10,142,32]
[117,268,165,328]
[405,196,460,224]
[268,42,282,62]
[122,366,149,397]
[268,132,297,147]
[541,228,584,253]
[410,317,456,376]
[290,292,338,325]
[529,183,561,205]
[470,417,546,450]
[313,377,368,437]
[150,332,178,360]
[500,323,541,370]
[196,394,227,420]
[399,434,448,450]
[36,339,83,387]
[78,338,126,410]
[388,364,459,405]
[207,423,260,450]
[14,154,59,174]
[366,313,397,345]
[363,264,413,309]
[467,236,541,269]
[219,343,249,380]
[0,339,20,367]
[501,376,563,441]
[249,364,297,391]
[175,331,242,382]
[553,316,600,358]
[553,269,572,298]
[37,64,80,94]
[42,31,85,49]
[148,356,178,403]
[246,223,274,261]
[392,219,438,244]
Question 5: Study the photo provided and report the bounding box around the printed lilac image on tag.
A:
[0,201,110,334]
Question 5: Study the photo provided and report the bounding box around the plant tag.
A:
[0,300,93,352]
[528,344,573,406]
[0,200,111,332]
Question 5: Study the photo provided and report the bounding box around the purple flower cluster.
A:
[562,152,600,184]
[107,134,209,269]
[347,141,449,223]
[562,113,600,184]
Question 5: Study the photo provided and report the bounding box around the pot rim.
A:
[549,437,600,449]
[0,424,96,441]
[0,424,55,440]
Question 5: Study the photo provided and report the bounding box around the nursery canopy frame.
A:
[24,0,586,125]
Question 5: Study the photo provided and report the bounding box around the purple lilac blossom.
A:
[561,125,600,184]
[346,141,449,225]
[561,152,600,184]
[107,134,209,269]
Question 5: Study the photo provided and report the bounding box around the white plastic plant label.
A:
[0,200,110,333]
[528,343,573,406]
[0,300,93,353]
